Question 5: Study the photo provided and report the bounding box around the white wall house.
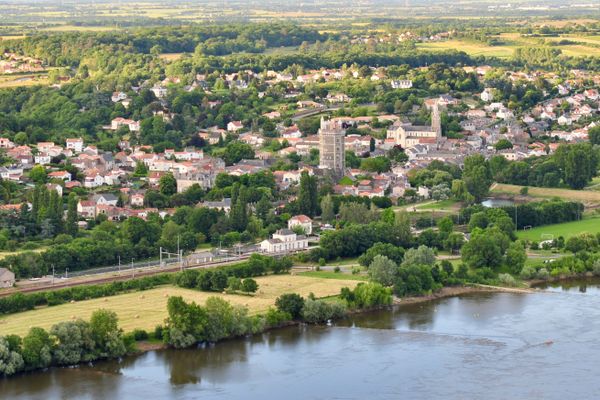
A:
[288,215,313,235]
[260,229,308,254]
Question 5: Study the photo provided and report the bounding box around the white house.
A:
[260,229,308,254]
[34,153,51,165]
[66,138,84,153]
[481,88,494,102]
[151,85,168,99]
[288,215,313,235]
[84,173,104,188]
[558,115,572,126]
[227,121,244,132]
[391,80,413,89]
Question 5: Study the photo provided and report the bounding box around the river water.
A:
[3,280,600,400]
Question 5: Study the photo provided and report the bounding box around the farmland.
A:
[0,274,360,336]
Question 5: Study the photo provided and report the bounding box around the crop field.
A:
[517,217,600,242]
[491,183,600,205]
[0,274,360,336]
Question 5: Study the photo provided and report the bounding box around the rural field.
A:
[517,216,600,242]
[0,274,359,337]
[417,34,600,58]
[491,183,600,205]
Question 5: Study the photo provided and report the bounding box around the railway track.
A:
[0,255,251,298]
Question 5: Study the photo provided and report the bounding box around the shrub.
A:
[333,266,341,273]
[536,268,550,280]
[519,266,536,280]
[264,308,292,328]
[497,273,517,287]
[301,299,347,324]
[153,325,164,340]
[593,260,600,277]
[132,329,149,341]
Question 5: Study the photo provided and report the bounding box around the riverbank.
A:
[134,284,537,354]
[393,284,536,307]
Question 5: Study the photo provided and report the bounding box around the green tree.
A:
[29,165,47,184]
[444,232,465,254]
[358,242,405,267]
[275,293,305,320]
[241,278,259,293]
[159,173,177,196]
[320,194,335,224]
[133,161,149,177]
[368,255,399,286]
[21,327,52,370]
[588,125,600,145]
[298,172,318,217]
[505,241,526,275]
[90,309,126,358]
[461,232,503,269]
[0,336,24,376]
[65,192,78,236]
[462,155,492,202]
[401,245,436,268]
[50,320,96,365]
[494,139,513,151]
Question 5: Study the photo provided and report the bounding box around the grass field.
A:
[417,40,514,58]
[159,53,185,62]
[517,216,600,242]
[416,199,461,211]
[0,74,49,89]
[491,183,600,205]
[0,274,360,337]
[417,34,600,59]
[299,271,368,281]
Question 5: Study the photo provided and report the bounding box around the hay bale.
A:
[134,314,140,319]
[139,295,145,299]
[70,300,76,303]
[71,315,77,320]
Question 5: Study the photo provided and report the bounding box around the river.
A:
[3,280,600,400]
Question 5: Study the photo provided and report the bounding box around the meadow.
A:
[491,183,600,205]
[0,274,360,336]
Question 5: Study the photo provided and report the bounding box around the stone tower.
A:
[318,117,346,177]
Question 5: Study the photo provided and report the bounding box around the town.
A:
[2,10,600,397]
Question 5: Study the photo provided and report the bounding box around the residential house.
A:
[77,200,96,218]
[227,121,244,132]
[48,170,71,181]
[66,138,84,153]
[287,215,313,235]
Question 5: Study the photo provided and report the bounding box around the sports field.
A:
[516,217,600,242]
[0,274,359,337]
